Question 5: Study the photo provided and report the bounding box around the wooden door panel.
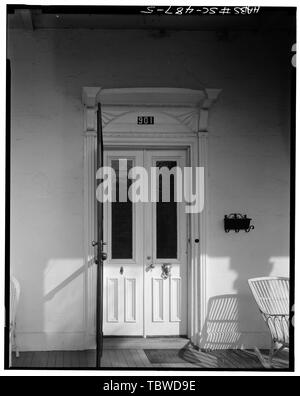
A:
[145,150,188,336]
[104,266,143,335]
[103,150,143,336]
[170,277,182,322]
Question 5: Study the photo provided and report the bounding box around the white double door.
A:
[103,149,188,336]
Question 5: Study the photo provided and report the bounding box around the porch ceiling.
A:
[7,6,295,31]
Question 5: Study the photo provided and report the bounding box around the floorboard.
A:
[56,350,64,368]
[11,338,290,370]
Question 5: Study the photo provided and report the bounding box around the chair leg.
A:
[273,344,284,357]
[13,324,20,358]
[269,340,275,366]
[254,347,271,369]
[9,329,12,367]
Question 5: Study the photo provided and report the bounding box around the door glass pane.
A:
[111,159,133,259]
[156,161,177,259]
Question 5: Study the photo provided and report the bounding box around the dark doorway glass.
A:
[111,159,133,259]
[156,161,178,259]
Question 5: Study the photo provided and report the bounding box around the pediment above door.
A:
[82,87,221,135]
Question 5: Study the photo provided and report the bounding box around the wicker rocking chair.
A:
[248,277,289,368]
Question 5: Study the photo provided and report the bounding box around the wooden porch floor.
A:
[11,338,289,370]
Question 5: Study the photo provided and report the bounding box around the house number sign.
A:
[137,116,154,125]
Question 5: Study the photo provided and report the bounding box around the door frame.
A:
[82,87,221,348]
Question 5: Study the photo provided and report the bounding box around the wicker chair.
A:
[248,277,289,367]
[10,275,21,366]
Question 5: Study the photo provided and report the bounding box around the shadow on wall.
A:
[43,257,94,302]
[200,294,242,350]
[200,257,289,350]
[199,294,272,350]
[42,256,96,335]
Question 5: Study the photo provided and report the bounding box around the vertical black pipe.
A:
[96,103,104,368]
[5,59,11,368]
[289,36,296,372]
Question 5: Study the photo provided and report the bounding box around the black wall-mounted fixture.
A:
[224,214,254,233]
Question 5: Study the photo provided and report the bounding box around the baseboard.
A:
[16,331,88,351]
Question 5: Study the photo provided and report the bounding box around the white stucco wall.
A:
[8,28,291,350]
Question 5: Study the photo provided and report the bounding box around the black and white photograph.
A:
[2,1,297,379]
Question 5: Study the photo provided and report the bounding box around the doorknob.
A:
[146,262,155,272]
[120,266,124,275]
[92,240,107,263]
[94,252,107,265]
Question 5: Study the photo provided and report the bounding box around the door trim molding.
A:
[82,86,221,348]
[83,130,97,348]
